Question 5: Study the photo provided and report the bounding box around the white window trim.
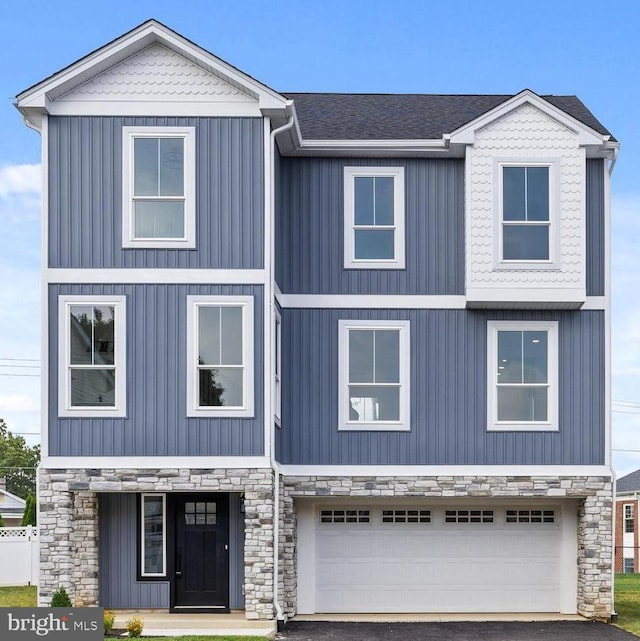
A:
[122,126,196,249]
[186,295,254,417]
[274,308,282,427]
[338,319,410,432]
[140,493,167,578]
[487,320,558,432]
[493,159,560,270]
[58,294,126,418]
[343,166,405,269]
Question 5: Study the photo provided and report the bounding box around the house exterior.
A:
[15,19,617,621]
[615,470,640,574]
[0,479,26,527]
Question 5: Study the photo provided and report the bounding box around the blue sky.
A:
[0,0,639,473]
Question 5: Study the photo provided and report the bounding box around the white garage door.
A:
[300,505,568,613]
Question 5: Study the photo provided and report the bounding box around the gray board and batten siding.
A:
[275,156,606,296]
[99,492,245,609]
[48,116,264,269]
[49,284,264,457]
[275,309,605,466]
[276,157,465,295]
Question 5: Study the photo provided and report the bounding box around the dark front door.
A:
[174,494,229,610]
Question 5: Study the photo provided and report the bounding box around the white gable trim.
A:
[16,20,289,114]
[447,90,607,147]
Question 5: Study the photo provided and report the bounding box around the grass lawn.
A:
[0,585,37,607]
[616,573,640,636]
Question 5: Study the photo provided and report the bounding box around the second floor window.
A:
[625,504,634,534]
[338,319,410,431]
[501,164,552,262]
[344,167,405,269]
[122,126,195,248]
[186,296,254,417]
[58,295,126,417]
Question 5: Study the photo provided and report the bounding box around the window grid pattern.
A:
[505,509,555,524]
[445,510,494,524]
[625,505,634,533]
[382,509,431,523]
[320,510,370,524]
[184,501,217,526]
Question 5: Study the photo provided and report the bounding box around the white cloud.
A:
[0,163,41,197]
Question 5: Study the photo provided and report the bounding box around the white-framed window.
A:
[140,494,166,578]
[496,161,558,266]
[274,308,282,426]
[505,509,556,524]
[58,295,126,417]
[343,166,405,269]
[445,509,494,524]
[625,504,634,534]
[487,321,558,431]
[338,319,410,431]
[186,296,254,417]
[624,558,635,574]
[122,126,196,248]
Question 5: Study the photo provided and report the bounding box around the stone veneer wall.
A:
[280,475,613,619]
[38,467,274,619]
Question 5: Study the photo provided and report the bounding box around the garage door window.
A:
[382,509,431,523]
[445,509,494,523]
[320,509,371,524]
[506,509,555,523]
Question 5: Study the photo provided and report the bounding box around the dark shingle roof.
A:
[617,470,640,493]
[284,93,614,141]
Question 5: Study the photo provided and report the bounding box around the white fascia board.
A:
[278,294,466,309]
[466,287,586,304]
[47,268,266,284]
[448,90,606,147]
[41,456,271,470]
[48,101,263,117]
[298,139,448,153]
[279,464,613,477]
[16,20,289,113]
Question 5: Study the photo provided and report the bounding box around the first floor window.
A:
[141,494,166,577]
[338,319,410,431]
[626,504,634,534]
[344,166,405,269]
[487,321,558,431]
[187,296,254,417]
[122,126,195,248]
[624,558,635,574]
[500,163,553,262]
[58,295,126,417]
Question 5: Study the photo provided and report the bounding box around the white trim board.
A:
[47,269,267,284]
[279,465,612,477]
[41,456,271,469]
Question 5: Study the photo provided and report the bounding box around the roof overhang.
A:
[16,19,291,130]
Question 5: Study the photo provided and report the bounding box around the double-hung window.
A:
[140,494,166,578]
[58,295,126,417]
[338,320,410,431]
[344,167,405,269]
[487,321,558,431]
[625,504,634,534]
[122,126,195,248]
[186,296,254,417]
[500,163,554,263]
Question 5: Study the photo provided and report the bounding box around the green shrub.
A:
[0,513,4,527]
[50,586,72,607]
[104,610,115,635]
[21,493,37,526]
[126,615,144,638]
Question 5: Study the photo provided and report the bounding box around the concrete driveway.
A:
[278,620,638,641]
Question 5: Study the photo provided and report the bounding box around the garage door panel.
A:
[310,505,564,613]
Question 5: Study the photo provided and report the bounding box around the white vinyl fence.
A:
[0,526,39,586]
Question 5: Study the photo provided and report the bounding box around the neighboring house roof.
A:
[0,488,26,519]
[284,92,614,141]
[617,470,640,494]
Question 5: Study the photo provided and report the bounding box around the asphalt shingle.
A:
[617,469,640,493]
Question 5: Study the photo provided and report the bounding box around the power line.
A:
[0,358,39,362]
[0,373,40,377]
[0,364,40,369]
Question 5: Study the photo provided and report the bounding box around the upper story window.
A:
[498,162,557,265]
[344,167,405,269]
[338,319,410,431]
[58,295,126,417]
[186,296,254,417]
[625,504,634,534]
[122,126,196,248]
[487,321,558,432]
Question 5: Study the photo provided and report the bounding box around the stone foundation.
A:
[280,474,613,619]
[38,467,274,619]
